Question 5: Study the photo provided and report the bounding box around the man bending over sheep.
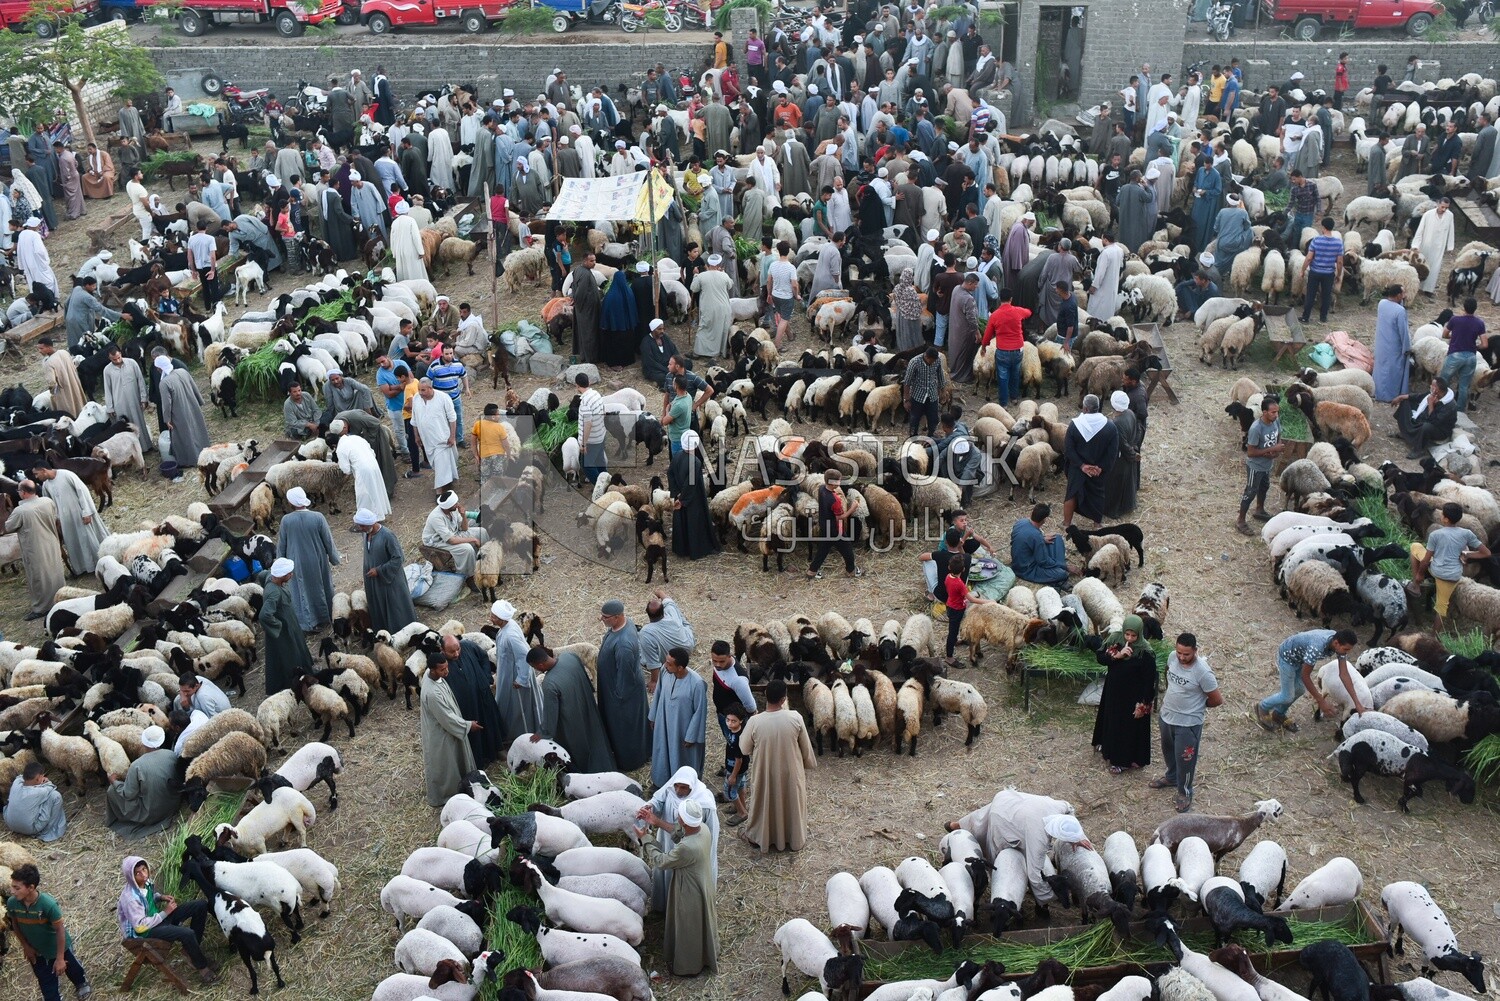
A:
[945,790,1086,913]
[1255,628,1360,733]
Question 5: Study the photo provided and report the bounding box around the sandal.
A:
[806,571,823,580]
[846,569,865,577]
[1149,777,1174,789]
[1108,766,1125,775]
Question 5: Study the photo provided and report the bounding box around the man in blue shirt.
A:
[1256,628,1360,733]
[1299,216,1344,325]
[425,345,469,448]
[375,355,410,458]
[1009,503,1072,586]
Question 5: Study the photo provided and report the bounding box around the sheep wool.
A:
[1275,856,1363,912]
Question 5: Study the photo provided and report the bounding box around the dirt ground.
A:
[2,135,1500,1001]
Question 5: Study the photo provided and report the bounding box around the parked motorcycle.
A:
[1208,1,1234,40]
[620,0,680,30]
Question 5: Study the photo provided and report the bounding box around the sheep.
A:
[1237,839,1290,911]
[257,847,340,919]
[1156,967,1217,1001]
[773,919,863,997]
[91,431,146,477]
[894,677,924,756]
[850,681,879,753]
[1057,840,1132,936]
[1357,258,1421,303]
[292,674,355,742]
[1381,689,1500,744]
[1299,940,1370,1001]
[1332,730,1425,805]
[1152,799,1284,857]
[505,905,641,969]
[926,675,989,746]
[190,848,305,943]
[1286,561,1368,627]
[1373,979,1479,1001]
[490,809,592,857]
[1014,442,1060,501]
[182,732,269,810]
[519,858,643,944]
[1202,876,1294,948]
[1084,543,1129,586]
[179,708,266,759]
[827,872,871,940]
[83,720,130,779]
[1339,709,1430,753]
[1274,856,1363,912]
[1073,576,1125,635]
[1297,367,1377,396]
[548,790,647,844]
[1380,882,1487,992]
[213,891,285,996]
[1343,195,1398,231]
[370,954,499,1001]
[957,602,1045,668]
[550,846,651,899]
[217,786,317,856]
[395,927,468,976]
[1291,381,1375,417]
[381,874,465,932]
[255,690,299,749]
[35,713,101,791]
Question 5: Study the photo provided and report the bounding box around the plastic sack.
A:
[405,560,434,598]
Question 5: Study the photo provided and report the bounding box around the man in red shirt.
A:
[980,289,1030,405]
[772,93,802,130]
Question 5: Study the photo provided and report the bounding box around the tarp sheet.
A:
[545,171,676,223]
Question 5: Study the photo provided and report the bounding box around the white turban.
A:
[491,599,516,620]
[141,726,165,749]
[437,491,459,510]
[1111,391,1130,413]
[328,419,346,434]
[679,799,704,826]
[649,318,664,331]
[680,430,701,452]
[353,508,379,526]
[707,254,722,266]
[269,557,295,577]
[286,486,310,508]
[154,357,172,373]
[349,170,362,181]
[1044,814,1086,843]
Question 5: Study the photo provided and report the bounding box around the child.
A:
[471,402,509,482]
[944,554,991,657]
[723,705,751,826]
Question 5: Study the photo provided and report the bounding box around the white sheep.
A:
[826,872,870,940]
[380,874,463,931]
[560,772,642,799]
[1339,709,1430,753]
[551,846,651,897]
[533,921,642,969]
[416,906,484,958]
[507,733,572,772]
[1174,836,1214,902]
[1072,576,1125,635]
[1237,840,1289,910]
[859,865,904,938]
[394,927,467,976]
[1275,857,1363,912]
[555,790,647,844]
[773,918,857,996]
[1381,882,1487,991]
[521,858,643,944]
[401,847,476,896]
[257,847,339,918]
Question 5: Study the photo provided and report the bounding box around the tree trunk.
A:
[67,82,95,147]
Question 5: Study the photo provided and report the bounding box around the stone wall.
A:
[1180,39,1500,94]
[145,39,712,100]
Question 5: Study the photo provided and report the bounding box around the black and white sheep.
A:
[772,918,863,997]
[213,891,286,996]
[1332,730,1424,805]
[1201,875,1294,947]
[1237,840,1289,910]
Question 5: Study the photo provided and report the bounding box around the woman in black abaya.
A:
[669,430,720,560]
[1090,615,1156,773]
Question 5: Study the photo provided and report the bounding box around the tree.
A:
[0,2,163,145]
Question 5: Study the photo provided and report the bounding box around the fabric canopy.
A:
[546,171,676,223]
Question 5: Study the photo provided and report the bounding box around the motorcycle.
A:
[294,80,330,113]
[1207,1,1234,41]
[620,0,680,30]
[664,0,719,29]
[1454,0,1495,25]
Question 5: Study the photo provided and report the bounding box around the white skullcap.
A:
[349,170,362,181]
[854,33,863,42]
[141,726,165,749]
[773,80,788,94]
[947,141,960,151]
[877,167,889,177]
[1044,814,1086,843]
[714,148,728,157]
[825,144,838,155]
[266,175,281,188]
[966,256,979,269]
[707,254,722,266]
[947,29,956,37]
[808,84,819,95]
[1145,167,1161,180]
[952,438,971,454]
[679,799,704,826]
[1111,390,1130,413]
[269,557,295,577]
[1226,193,1241,206]
[874,22,883,30]
[615,140,627,149]
[553,66,562,74]
[437,294,449,302]
[286,486,310,508]
[680,429,701,451]
[1290,71,1304,81]
[1022,212,1035,221]
[649,318,664,331]
[569,124,581,135]
[24,217,40,228]
[328,418,346,434]
[503,88,514,97]
[558,136,569,145]
[492,99,503,107]
[437,491,459,510]
[697,172,710,184]
[353,508,378,526]
[491,599,516,620]
[1199,252,1215,267]
[326,367,342,378]
[155,356,172,373]
[636,260,651,273]
[394,201,410,215]
[926,228,940,241]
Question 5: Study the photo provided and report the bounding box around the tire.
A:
[663,10,681,30]
[1405,12,1434,35]
[274,10,304,36]
[621,12,638,31]
[552,13,569,30]
[1292,16,1320,40]
[109,8,130,21]
[1480,7,1494,25]
[335,6,359,24]
[201,73,224,96]
[1210,24,1229,41]
[179,10,206,34]
[33,18,56,38]
[461,10,486,32]
[366,11,391,33]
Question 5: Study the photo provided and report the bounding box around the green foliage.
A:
[1019,640,1171,681]
[1353,493,1417,579]
[930,5,970,22]
[713,0,769,31]
[1441,628,1492,659]
[481,767,564,988]
[156,792,249,899]
[1465,735,1500,784]
[1264,189,1291,214]
[525,406,578,453]
[496,6,558,34]
[236,344,288,403]
[0,5,162,141]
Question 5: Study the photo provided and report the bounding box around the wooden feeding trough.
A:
[206,437,299,522]
[1265,305,1307,366]
[1264,383,1313,475]
[854,902,1390,998]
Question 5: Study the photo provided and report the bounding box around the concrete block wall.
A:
[1012,0,1192,125]
[1180,39,1500,94]
[144,40,712,103]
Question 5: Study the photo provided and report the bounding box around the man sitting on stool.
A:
[1392,376,1458,459]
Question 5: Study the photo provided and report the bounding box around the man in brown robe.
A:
[82,143,116,199]
[5,480,65,619]
[54,144,84,221]
[39,338,85,417]
[736,679,816,853]
[641,798,719,976]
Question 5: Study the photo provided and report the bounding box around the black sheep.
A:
[1299,939,1371,1001]
[1398,752,1477,813]
[1203,882,1295,947]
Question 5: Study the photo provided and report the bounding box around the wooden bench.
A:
[89,208,141,252]
[121,937,191,994]
[1,311,62,347]
[1453,195,1500,243]
[1133,322,1178,404]
[174,251,243,304]
[206,437,298,522]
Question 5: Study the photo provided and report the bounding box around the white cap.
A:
[569,125,581,135]
[141,726,165,749]
[948,141,960,151]
[1111,391,1130,413]
[266,175,281,189]
[825,144,837,155]
[349,170,362,181]
[649,318,664,331]
[952,438,971,455]
[155,356,172,373]
[615,140,627,149]
[558,136,569,145]
[353,508,379,526]
[329,418,346,434]
[707,254,722,266]
[808,84,819,95]
[1226,193,1241,205]
[491,599,516,620]
[503,88,514,98]
[947,29,956,37]
[1290,71,1304,81]
[926,228,939,241]
[1044,814,1086,843]
[877,167,888,178]
[679,799,704,826]
[437,491,459,510]
[1145,167,1161,180]
[1199,252,1215,267]
[681,429,701,451]
[394,201,410,215]
[24,217,40,228]
[270,557,295,577]
[636,260,651,273]
[437,294,449,302]
[286,486,310,508]
[1022,212,1035,221]
[326,367,342,378]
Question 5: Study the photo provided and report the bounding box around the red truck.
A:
[359,0,521,33]
[0,0,99,37]
[159,0,344,36]
[1261,0,1446,40]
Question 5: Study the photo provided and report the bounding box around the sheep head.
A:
[1430,949,1486,994]
[1208,944,1258,983]
[504,904,541,934]
[1254,799,1286,822]
[1144,912,1184,962]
